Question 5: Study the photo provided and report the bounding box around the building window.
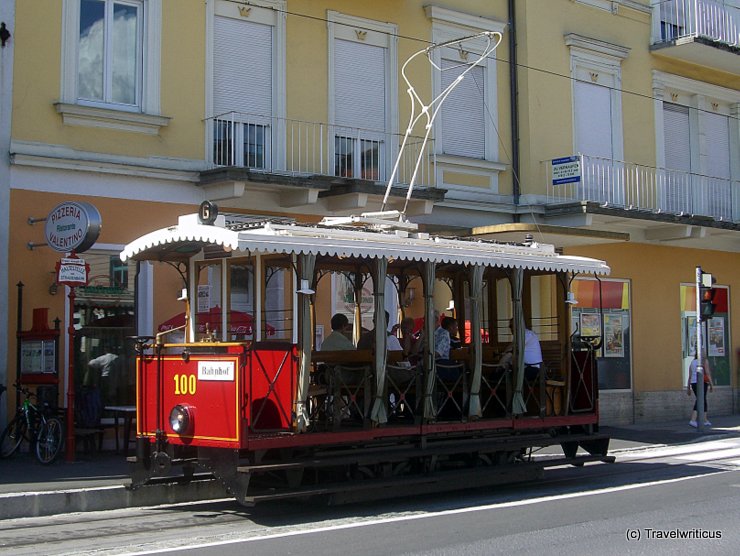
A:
[571,278,632,390]
[213,120,270,169]
[59,0,165,133]
[440,58,485,159]
[680,284,730,386]
[653,72,739,221]
[109,255,129,289]
[78,0,142,107]
[328,12,397,182]
[334,136,381,180]
[566,34,629,205]
[209,0,285,169]
[426,6,505,196]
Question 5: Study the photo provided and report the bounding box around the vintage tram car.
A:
[121,207,612,505]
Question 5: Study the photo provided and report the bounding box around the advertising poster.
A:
[708,317,725,357]
[197,285,211,313]
[334,273,374,330]
[684,316,697,357]
[315,325,324,351]
[580,312,601,338]
[604,314,624,358]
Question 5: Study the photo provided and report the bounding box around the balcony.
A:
[199,111,443,215]
[205,111,437,188]
[545,154,739,223]
[651,0,740,73]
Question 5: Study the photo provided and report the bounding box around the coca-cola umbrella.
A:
[158,306,274,337]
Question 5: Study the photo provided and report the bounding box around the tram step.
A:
[243,453,609,504]
[238,433,609,474]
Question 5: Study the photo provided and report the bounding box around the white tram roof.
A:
[120,213,610,275]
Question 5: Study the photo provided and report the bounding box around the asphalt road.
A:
[2,437,740,556]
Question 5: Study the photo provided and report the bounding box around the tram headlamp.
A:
[169,404,194,435]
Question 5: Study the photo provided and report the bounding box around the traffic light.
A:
[699,272,717,322]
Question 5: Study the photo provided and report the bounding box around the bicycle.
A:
[0,384,64,464]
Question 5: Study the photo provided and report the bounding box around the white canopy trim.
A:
[121,215,610,276]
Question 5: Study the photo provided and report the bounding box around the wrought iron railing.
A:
[654,0,740,47]
[205,112,437,188]
[545,154,739,222]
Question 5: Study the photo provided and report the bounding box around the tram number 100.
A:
[174,374,197,395]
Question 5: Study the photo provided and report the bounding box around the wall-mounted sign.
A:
[44,201,102,253]
[20,339,56,374]
[552,156,581,185]
[56,256,90,287]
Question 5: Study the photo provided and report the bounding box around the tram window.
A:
[264,264,292,340]
[227,260,254,341]
[194,262,223,338]
[495,278,513,344]
[529,275,559,342]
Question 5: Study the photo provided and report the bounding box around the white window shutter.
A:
[334,39,386,132]
[662,103,691,214]
[663,103,691,171]
[705,112,730,179]
[441,58,485,158]
[213,16,272,118]
[575,80,612,159]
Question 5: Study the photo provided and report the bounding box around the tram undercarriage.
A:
[129,424,612,505]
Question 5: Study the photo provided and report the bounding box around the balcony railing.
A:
[545,154,739,223]
[205,112,437,188]
[654,0,740,47]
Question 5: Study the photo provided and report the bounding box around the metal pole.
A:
[65,285,76,461]
[695,266,704,433]
[15,282,23,408]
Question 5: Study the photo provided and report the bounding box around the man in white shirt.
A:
[503,319,543,380]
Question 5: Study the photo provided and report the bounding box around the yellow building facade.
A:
[0,0,737,427]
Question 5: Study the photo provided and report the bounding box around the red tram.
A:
[122,207,613,505]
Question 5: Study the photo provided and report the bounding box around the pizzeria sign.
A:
[44,201,102,253]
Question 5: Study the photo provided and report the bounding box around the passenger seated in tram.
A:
[501,319,543,380]
[357,311,402,352]
[399,317,423,364]
[434,317,462,381]
[320,313,355,351]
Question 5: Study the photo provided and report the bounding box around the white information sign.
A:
[57,257,88,285]
[198,360,235,381]
[552,156,581,185]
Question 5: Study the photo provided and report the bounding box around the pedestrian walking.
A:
[687,354,713,427]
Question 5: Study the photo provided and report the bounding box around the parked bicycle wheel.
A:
[35,417,64,464]
[0,417,28,458]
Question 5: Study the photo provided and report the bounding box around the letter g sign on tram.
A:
[198,200,219,225]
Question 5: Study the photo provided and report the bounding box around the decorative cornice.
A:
[54,103,170,135]
[564,33,631,60]
[10,140,201,182]
[424,5,506,33]
[652,70,740,103]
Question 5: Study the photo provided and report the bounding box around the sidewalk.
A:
[1,415,738,520]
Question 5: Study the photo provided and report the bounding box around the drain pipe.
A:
[508,0,521,222]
